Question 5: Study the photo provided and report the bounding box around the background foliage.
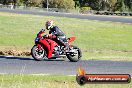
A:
[0,0,131,12]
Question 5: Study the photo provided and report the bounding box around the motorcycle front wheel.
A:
[31,45,47,61]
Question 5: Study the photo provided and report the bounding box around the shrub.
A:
[80,7,91,13]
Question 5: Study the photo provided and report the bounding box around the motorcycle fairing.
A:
[36,39,58,59]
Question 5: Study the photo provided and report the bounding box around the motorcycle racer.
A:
[39,20,69,52]
[31,20,82,61]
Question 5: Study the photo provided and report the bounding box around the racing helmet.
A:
[45,20,54,30]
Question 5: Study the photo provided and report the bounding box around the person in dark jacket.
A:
[45,20,69,51]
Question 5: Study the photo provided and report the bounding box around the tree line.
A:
[0,0,132,12]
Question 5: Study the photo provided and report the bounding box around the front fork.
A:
[36,44,42,50]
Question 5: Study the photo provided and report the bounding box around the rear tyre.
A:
[31,45,47,61]
[66,46,82,62]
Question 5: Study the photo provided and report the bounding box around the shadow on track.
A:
[0,56,65,61]
[0,56,33,61]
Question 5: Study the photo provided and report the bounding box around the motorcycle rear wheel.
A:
[31,45,47,61]
[66,46,82,62]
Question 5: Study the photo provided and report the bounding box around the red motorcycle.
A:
[31,29,82,62]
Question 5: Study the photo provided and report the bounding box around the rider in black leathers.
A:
[49,26,68,46]
[44,20,69,51]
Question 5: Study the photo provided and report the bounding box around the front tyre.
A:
[31,45,47,61]
[66,46,82,62]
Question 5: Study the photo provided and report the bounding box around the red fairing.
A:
[46,39,58,52]
[36,31,57,59]
[39,39,58,58]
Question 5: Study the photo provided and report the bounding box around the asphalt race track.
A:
[0,56,132,76]
[0,8,132,23]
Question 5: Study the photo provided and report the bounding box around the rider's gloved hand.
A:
[45,34,49,38]
[52,35,57,38]
[48,34,56,39]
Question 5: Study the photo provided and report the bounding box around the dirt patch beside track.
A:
[0,50,31,56]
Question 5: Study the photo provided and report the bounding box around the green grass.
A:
[0,12,132,61]
[0,74,131,88]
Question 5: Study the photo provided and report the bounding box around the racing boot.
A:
[54,51,59,57]
[63,42,70,52]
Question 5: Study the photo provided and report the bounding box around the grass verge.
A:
[0,74,131,88]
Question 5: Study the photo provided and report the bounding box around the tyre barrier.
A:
[95,11,132,16]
